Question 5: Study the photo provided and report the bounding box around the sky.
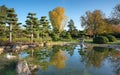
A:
[0,0,120,30]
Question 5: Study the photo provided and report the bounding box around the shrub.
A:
[93,36,109,44]
[52,33,59,41]
[0,38,8,42]
[66,32,72,40]
[106,35,117,42]
[0,38,8,46]
[33,38,43,43]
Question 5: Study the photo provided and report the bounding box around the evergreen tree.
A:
[24,13,39,43]
[68,19,79,38]
[7,8,18,42]
[40,16,50,40]
[0,5,8,38]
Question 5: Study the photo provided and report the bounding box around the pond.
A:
[0,44,120,75]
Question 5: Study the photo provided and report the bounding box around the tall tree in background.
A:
[68,19,75,32]
[67,19,78,38]
[7,8,18,42]
[111,4,120,25]
[24,13,38,43]
[81,10,107,37]
[49,7,68,33]
[0,5,8,38]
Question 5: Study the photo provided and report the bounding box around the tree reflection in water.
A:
[22,45,74,72]
[50,49,67,69]
[78,46,120,75]
[1,44,120,75]
[79,46,119,68]
[110,52,120,75]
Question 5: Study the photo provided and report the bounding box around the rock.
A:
[6,53,16,59]
[21,45,28,50]
[17,60,31,75]
[29,64,38,71]
[0,47,4,54]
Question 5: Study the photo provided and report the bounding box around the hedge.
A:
[93,36,109,44]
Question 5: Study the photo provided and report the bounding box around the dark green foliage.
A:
[0,5,8,38]
[112,33,120,38]
[60,30,67,38]
[93,36,109,44]
[67,19,79,38]
[66,32,72,39]
[52,33,59,41]
[40,16,51,40]
[0,59,17,75]
[7,8,18,42]
[24,12,39,43]
[106,35,117,42]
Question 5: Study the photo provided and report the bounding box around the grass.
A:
[85,39,93,43]
[49,39,79,45]
[108,40,120,45]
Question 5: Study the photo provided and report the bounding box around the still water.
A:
[0,44,120,75]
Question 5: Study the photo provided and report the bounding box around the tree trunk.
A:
[37,33,39,39]
[9,24,12,42]
[31,32,33,44]
[30,24,33,43]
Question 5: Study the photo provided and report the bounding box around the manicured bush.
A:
[106,35,117,42]
[93,36,109,44]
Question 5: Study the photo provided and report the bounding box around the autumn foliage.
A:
[112,25,120,33]
[81,10,114,37]
[50,50,67,69]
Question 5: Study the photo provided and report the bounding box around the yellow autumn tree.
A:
[49,7,68,33]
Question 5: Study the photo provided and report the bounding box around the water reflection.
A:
[110,52,120,75]
[50,50,67,69]
[79,46,118,68]
[0,44,120,75]
[17,45,75,74]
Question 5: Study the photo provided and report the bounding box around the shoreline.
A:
[0,41,120,54]
[0,41,78,53]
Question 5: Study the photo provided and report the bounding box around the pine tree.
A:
[7,8,18,42]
